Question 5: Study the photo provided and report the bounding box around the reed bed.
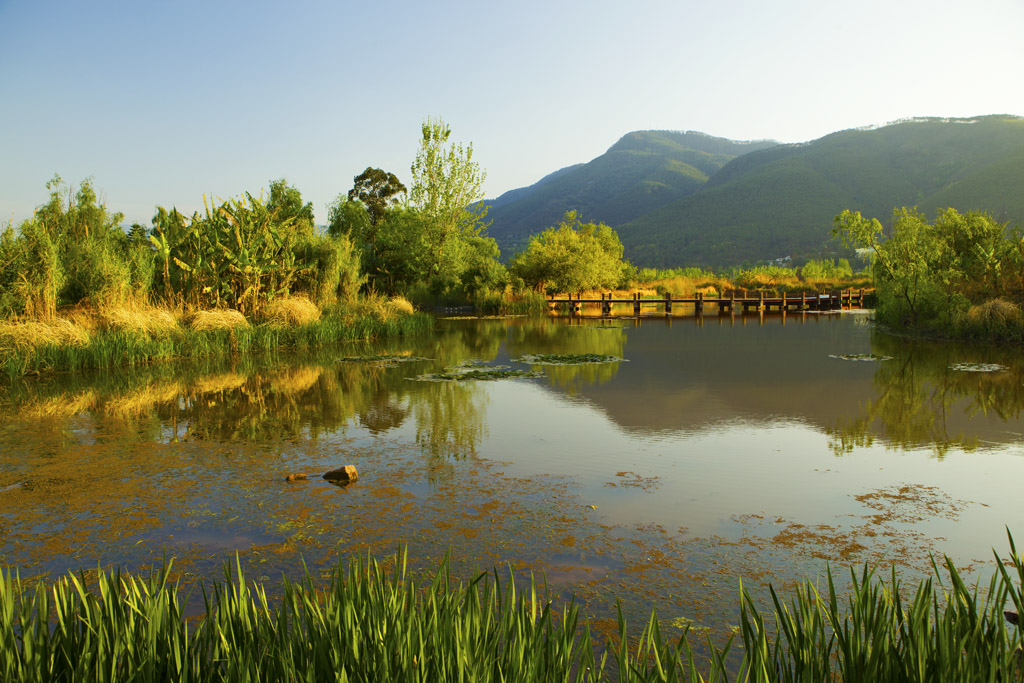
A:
[2,537,1022,682]
[0,307,433,380]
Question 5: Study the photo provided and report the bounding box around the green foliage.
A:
[410,117,489,281]
[292,232,364,306]
[328,121,505,305]
[33,176,142,309]
[801,258,853,281]
[2,539,1023,681]
[0,219,63,319]
[509,211,628,294]
[833,206,1019,332]
[326,195,372,240]
[266,178,315,237]
[347,167,407,225]
[356,207,431,296]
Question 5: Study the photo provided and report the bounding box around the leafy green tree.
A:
[326,197,372,240]
[31,175,139,308]
[347,168,406,226]
[833,207,1013,329]
[510,211,627,294]
[267,178,315,236]
[409,118,489,279]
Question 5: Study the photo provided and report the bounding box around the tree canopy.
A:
[510,211,627,294]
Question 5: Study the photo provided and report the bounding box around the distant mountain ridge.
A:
[483,130,776,255]
[484,115,1024,267]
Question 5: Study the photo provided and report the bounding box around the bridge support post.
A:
[664,291,672,316]
[633,292,641,317]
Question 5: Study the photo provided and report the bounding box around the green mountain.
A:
[483,131,776,255]
[487,116,1024,268]
[619,115,1024,267]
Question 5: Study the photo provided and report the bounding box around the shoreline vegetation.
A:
[835,207,1024,343]
[2,539,1022,682]
[0,297,433,380]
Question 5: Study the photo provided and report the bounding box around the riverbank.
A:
[0,296,433,379]
[2,542,1021,682]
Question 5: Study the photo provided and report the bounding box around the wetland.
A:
[2,310,1024,640]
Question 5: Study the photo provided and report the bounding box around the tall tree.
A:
[347,167,406,226]
[409,118,489,279]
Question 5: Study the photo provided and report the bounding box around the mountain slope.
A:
[484,130,776,254]
[617,115,1024,267]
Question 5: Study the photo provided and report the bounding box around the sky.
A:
[2,0,1023,226]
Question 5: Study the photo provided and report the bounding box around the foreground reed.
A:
[2,537,1023,682]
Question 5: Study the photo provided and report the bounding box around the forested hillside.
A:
[489,116,1024,267]
[484,131,776,255]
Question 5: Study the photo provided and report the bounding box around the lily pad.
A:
[950,362,1008,373]
[515,353,626,365]
[829,354,893,362]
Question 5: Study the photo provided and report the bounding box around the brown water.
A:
[2,311,1023,636]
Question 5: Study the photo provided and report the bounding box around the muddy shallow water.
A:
[2,311,1023,638]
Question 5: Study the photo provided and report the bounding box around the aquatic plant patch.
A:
[336,354,432,365]
[515,353,625,365]
[828,353,893,361]
[411,367,544,382]
[950,362,1008,372]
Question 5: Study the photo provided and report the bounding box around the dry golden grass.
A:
[344,294,415,321]
[262,296,321,328]
[0,318,91,351]
[188,309,249,332]
[98,305,180,338]
[965,298,1023,327]
[385,296,415,316]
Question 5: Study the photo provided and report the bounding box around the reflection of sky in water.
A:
[3,313,1024,630]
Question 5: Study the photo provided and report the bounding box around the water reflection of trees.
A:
[0,318,631,457]
[505,320,627,393]
[827,331,1024,457]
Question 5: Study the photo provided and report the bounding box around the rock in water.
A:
[285,473,308,482]
[323,465,359,483]
[1007,610,1020,626]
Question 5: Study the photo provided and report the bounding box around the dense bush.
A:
[834,206,1024,336]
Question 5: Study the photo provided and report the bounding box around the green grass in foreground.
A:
[2,537,1023,682]
[0,311,434,380]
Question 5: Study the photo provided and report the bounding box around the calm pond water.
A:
[2,311,1023,635]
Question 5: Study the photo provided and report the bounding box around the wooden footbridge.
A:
[548,289,870,317]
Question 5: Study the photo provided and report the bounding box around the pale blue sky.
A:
[2,0,1022,226]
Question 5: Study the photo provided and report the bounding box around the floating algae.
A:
[828,353,893,362]
[412,360,543,382]
[515,353,625,365]
[949,362,1008,373]
[337,354,432,366]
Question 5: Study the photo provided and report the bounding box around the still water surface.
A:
[2,312,1023,633]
